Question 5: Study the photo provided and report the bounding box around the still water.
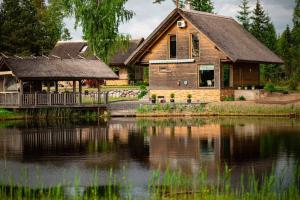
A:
[0,117,300,196]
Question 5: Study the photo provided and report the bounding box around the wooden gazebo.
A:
[0,57,118,108]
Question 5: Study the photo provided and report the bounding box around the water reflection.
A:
[0,117,299,190]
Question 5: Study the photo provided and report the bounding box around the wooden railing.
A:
[0,92,108,107]
[0,92,19,106]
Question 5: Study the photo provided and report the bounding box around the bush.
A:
[223,96,235,101]
[187,94,192,99]
[138,90,147,99]
[151,94,157,100]
[138,84,147,99]
[170,93,175,99]
[264,83,275,93]
[238,96,246,101]
[288,77,299,91]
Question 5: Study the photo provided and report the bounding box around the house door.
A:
[222,64,233,88]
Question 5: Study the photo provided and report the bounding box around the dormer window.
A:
[80,45,88,53]
[169,35,176,59]
[191,33,200,58]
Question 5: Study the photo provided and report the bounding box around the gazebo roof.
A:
[0,57,118,80]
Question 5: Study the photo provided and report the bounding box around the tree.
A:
[189,0,214,13]
[0,0,64,56]
[61,28,72,41]
[154,0,214,12]
[277,26,293,77]
[236,0,251,31]
[250,0,279,82]
[0,0,41,55]
[61,0,134,63]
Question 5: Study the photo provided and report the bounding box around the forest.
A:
[0,0,299,90]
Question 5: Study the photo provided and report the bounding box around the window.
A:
[169,35,176,59]
[199,65,215,87]
[191,33,200,58]
[80,45,88,53]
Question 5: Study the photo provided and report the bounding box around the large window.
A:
[191,33,200,58]
[169,35,176,59]
[199,65,215,87]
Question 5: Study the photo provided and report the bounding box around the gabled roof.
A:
[50,39,144,66]
[110,38,144,66]
[125,8,283,65]
[0,57,118,80]
[50,41,89,59]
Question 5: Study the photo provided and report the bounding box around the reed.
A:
[0,165,299,200]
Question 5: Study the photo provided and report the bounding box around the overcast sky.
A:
[0,0,294,40]
[66,0,295,40]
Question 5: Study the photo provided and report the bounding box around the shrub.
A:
[288,76,299,91]
[187,94,192,99]
[151,94,157,100]
[238,96,246,101]
[223,96,235,101]
[170,93,175,99]
[264,83,275,93]
[138,91,147,99]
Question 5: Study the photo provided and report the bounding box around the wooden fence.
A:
[0,92,108,107]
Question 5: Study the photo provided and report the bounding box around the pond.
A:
[0,117,300,198]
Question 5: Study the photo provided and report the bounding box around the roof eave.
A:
[235,59,284,65]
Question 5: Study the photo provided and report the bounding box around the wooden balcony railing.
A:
[0,92,108,108]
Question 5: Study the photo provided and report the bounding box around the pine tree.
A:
[61,0,134,63]
[277,26,293,77]
[250,0,278,82]
[189,0,214,13]
[236,0,251,31]
[61,28,72,41]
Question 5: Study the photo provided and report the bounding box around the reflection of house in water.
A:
[0,120,149,168]
[149,124,221,175]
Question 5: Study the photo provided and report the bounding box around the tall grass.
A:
[136,103,300,116]
[0,166,299,200]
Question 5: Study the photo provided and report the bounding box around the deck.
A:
[0,92,108,109]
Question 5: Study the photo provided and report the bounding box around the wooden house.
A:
[50,39,145,86]
[125,8,284,102]
[0,57,117,108]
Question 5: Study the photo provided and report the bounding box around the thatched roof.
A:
[109,39,144,66]
[125,8,283,65]
[0,57,118,80]
[50,39,144,66]
[50,41,89,59]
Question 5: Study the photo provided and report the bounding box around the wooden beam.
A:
[55,81,58,92]
[18,80,23,106]
[73,80,76,93]
[97,80,101,104]
[79,80,82,104]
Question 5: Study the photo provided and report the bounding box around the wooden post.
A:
[176,0,179,8]
[79,80,82,105]
[97,80,101,104]
[55,81,58,92]
[19,80,23,107]
[73,80,76,104]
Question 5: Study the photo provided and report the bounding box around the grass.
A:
[0,166,299,199]
[0,109,25,120]
[136,103,300,116]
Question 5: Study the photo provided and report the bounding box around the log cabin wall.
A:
[142,17,227,90]
[232,63,260,87]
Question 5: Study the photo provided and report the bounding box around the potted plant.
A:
[170,93,175,103]
[151,94,157,104]
[238,86,242,90]
[187,94,192,104]
[251,85,256,90]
